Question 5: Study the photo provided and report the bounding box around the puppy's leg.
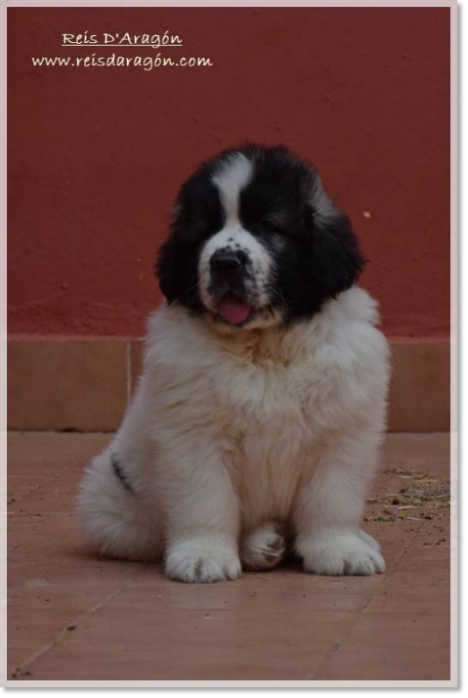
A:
[77,450,162,561]
[162,442,241,583]
[77,380,163,562]
[294,429,385,576]
[241,522,286,571]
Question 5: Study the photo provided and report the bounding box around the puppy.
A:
[77,144,390,582]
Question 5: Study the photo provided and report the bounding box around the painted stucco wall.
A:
[8,6,450,338]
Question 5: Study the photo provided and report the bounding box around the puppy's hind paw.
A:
[241,521,286,571]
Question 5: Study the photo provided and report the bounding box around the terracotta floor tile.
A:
[315,598,451,679]
[7,432,453,683]
[15,587,359,681]
[9,469,87,515]
[8,591,106,654]
[315,644,450,681]
[8,514,88,566]
[22,641,321,681]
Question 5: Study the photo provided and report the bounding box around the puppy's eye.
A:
[261,220,283,235]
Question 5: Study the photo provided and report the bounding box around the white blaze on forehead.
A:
[199,153,273,313]
[212,153,253,223]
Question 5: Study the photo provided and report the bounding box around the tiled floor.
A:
[7,433,452,683]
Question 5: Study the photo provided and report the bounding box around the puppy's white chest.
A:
[218,360,318,526]
[220,357,319,434]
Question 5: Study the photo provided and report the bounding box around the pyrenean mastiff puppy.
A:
[77,144,390,582]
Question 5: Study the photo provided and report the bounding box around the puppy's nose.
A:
[210,249,248,274]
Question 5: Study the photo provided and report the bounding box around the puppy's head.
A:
[156,144,364,332]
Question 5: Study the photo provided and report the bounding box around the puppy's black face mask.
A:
[156,144,365,329]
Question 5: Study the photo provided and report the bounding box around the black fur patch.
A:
[111,455,134,494]
[156,160,224,311]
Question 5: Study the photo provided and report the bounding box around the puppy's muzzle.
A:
[210,248,248,279]
[208,247,253,326]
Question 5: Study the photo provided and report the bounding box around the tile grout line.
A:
[309,521,425,680]
[10,563,152,679]
[7,434,112,506]
[8,453,94,508]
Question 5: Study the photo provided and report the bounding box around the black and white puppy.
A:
[77,144,390,582]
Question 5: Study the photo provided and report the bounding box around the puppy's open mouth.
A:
[216,292,252,326]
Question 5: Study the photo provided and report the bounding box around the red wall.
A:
[8,7,450,338]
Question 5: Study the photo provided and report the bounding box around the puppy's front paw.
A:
[359,529,381,553]
[299,530,385,576]
[165,540,241,583]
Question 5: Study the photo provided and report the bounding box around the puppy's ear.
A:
[307,178,365,298]
[155,206,203,312]
[155,232,178,303]
[155,203,186,303]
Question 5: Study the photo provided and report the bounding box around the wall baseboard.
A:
[7,336,450,433]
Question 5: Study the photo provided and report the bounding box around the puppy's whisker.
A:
[268,286,288,309]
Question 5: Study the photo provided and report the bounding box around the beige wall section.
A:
[387,340,450,432]
[7,339,128,432]
[7,338,450,433]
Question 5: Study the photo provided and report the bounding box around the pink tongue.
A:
[217,294,251,325]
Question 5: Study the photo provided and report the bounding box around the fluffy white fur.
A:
[77,286,390,582]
